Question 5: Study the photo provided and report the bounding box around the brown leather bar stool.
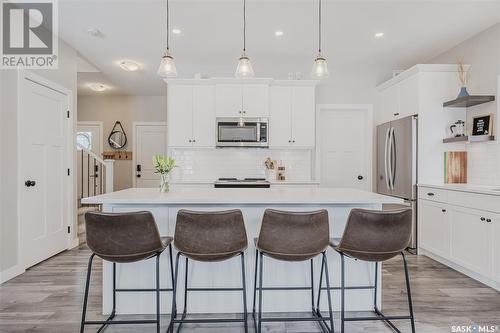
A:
[253,209,334,333]
[317,208,415,333]
[80,211,174,333]
[168,209,248,333]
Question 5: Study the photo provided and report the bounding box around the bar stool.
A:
[253,209,334,333]
[168,209,248,333]
[80,211,174,333]
[317,208,415,333]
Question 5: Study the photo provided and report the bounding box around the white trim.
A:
[77,121,104,155]
[132,122,168,187]
[17,70,74,269]
[0,264,25,284]
[315,104,373,190]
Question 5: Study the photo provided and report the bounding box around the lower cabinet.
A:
[418,186,500,289]
[449,206,493,277]
[419,200,450,259]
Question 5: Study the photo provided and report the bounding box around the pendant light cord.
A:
[166,0,170,51]
[318,0,322,54]
[243,0,247,52]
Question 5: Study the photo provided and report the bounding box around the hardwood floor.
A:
[1,246,499,332]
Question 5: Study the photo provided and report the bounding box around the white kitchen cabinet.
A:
[269,86,315,148]
[167,84,215,148]
[493,215,500,284]
[380,84,399,124]
[398,75,419,119]
[419,199,451,259]
[449,206,493,277]
[168,85,193,147]
[215,84,269,117]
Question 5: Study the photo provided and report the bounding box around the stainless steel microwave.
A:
[216,117,269,148]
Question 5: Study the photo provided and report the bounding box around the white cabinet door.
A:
[193,85,215,147]
[168,85,193,147]
[291,86,315,147]
[269,86,292,147]
[450,206,493,277]
[215,84,242,117]
[243,84,269,117]
[380,84,398,124]
[398,75,419,119]
[493,215,500,283]
[418,200,451,259]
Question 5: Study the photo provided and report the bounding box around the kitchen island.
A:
[82,187,402,315]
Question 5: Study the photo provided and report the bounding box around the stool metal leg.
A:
[322,252,335,333]
[80,253,95,333]
[95,262,117,333]
[316,254,325,314]
[252,249,258,316]
[340,252,345,333]
[310,259,315,312]
[241,252,248,333]
[156,254,160,333]
[168,252,181,333]
[169,244,176,318]
[257,251,264,333]
[373,261,379,311]
[402,252,416,333]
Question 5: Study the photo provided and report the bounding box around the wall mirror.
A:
[108,121,127,149]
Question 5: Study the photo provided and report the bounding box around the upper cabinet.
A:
[378,74,419,125]
[215,84,269,117]
[167,84,215,148]
[270,84,316,148]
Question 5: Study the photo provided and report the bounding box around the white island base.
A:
[82,187,402,315]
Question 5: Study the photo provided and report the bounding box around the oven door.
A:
[216,118,268,147]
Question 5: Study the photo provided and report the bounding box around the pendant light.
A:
[311,0,329,79]
[235,0,255,77]
[157,0,177,78]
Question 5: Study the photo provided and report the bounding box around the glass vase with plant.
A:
[153,155,177,192]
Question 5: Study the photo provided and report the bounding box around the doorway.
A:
[316,104,373,190]
[133,122,168,187]
[19,71,73,268]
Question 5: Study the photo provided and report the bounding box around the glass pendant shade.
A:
[157,53,177,78]
[235,54,254,78]
[311,55,329,78]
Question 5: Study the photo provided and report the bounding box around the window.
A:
[76,132,92,150]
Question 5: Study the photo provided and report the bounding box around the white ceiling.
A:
[59,0,500,96]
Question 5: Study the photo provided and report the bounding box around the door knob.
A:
[25,180,36,187]
[357,175,364,180]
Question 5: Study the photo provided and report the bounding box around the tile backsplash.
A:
[466,143,500,185]
[169,148,313,181]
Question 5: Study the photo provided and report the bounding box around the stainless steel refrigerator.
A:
[376,115,418,252]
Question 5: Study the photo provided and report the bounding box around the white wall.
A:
[77,95,167,190]
[428,23,500,185]
[0,39,78,280]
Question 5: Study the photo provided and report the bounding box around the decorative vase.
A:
[159,173,170,193]
[457,86,469,98]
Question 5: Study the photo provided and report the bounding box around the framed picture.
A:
[471,114,493,136]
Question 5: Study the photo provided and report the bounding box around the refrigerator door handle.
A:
[387,127,394,190]
[390,127,396,190]
[384,127,391,191]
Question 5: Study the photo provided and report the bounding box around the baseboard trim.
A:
[0,264,25,284]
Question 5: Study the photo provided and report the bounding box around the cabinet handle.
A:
[442,209,446,213]
[188,139,192,143]
[486,218,492,223]
[193,139,196,143]
[394,113,400,116]
[427,192,435,196]
[292,140,296,143]
[243,111,246,114]
[288,140,291,143]
[480,217,486,221]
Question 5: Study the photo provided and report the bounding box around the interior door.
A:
[135,124,168,187]
[376,122,391,196]
[19,76,70,268]
[320,108,370,190]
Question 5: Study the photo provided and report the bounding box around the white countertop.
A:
[419,183,500,196]
[81,187,402,205]
[170,180,320,186]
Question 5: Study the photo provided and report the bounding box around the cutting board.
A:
[444,151,467,184]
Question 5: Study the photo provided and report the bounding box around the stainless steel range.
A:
[214,178,271,188]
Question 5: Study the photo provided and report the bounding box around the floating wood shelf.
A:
[442,135,495,143]
[443,95,495,108]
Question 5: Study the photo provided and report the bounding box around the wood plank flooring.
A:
[1,246,499,332]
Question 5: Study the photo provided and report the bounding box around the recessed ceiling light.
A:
[88,83,108,92]
[375,32,385,38]
[119,60,141,72]
[275,30,284,37]
[172,28,181,34]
